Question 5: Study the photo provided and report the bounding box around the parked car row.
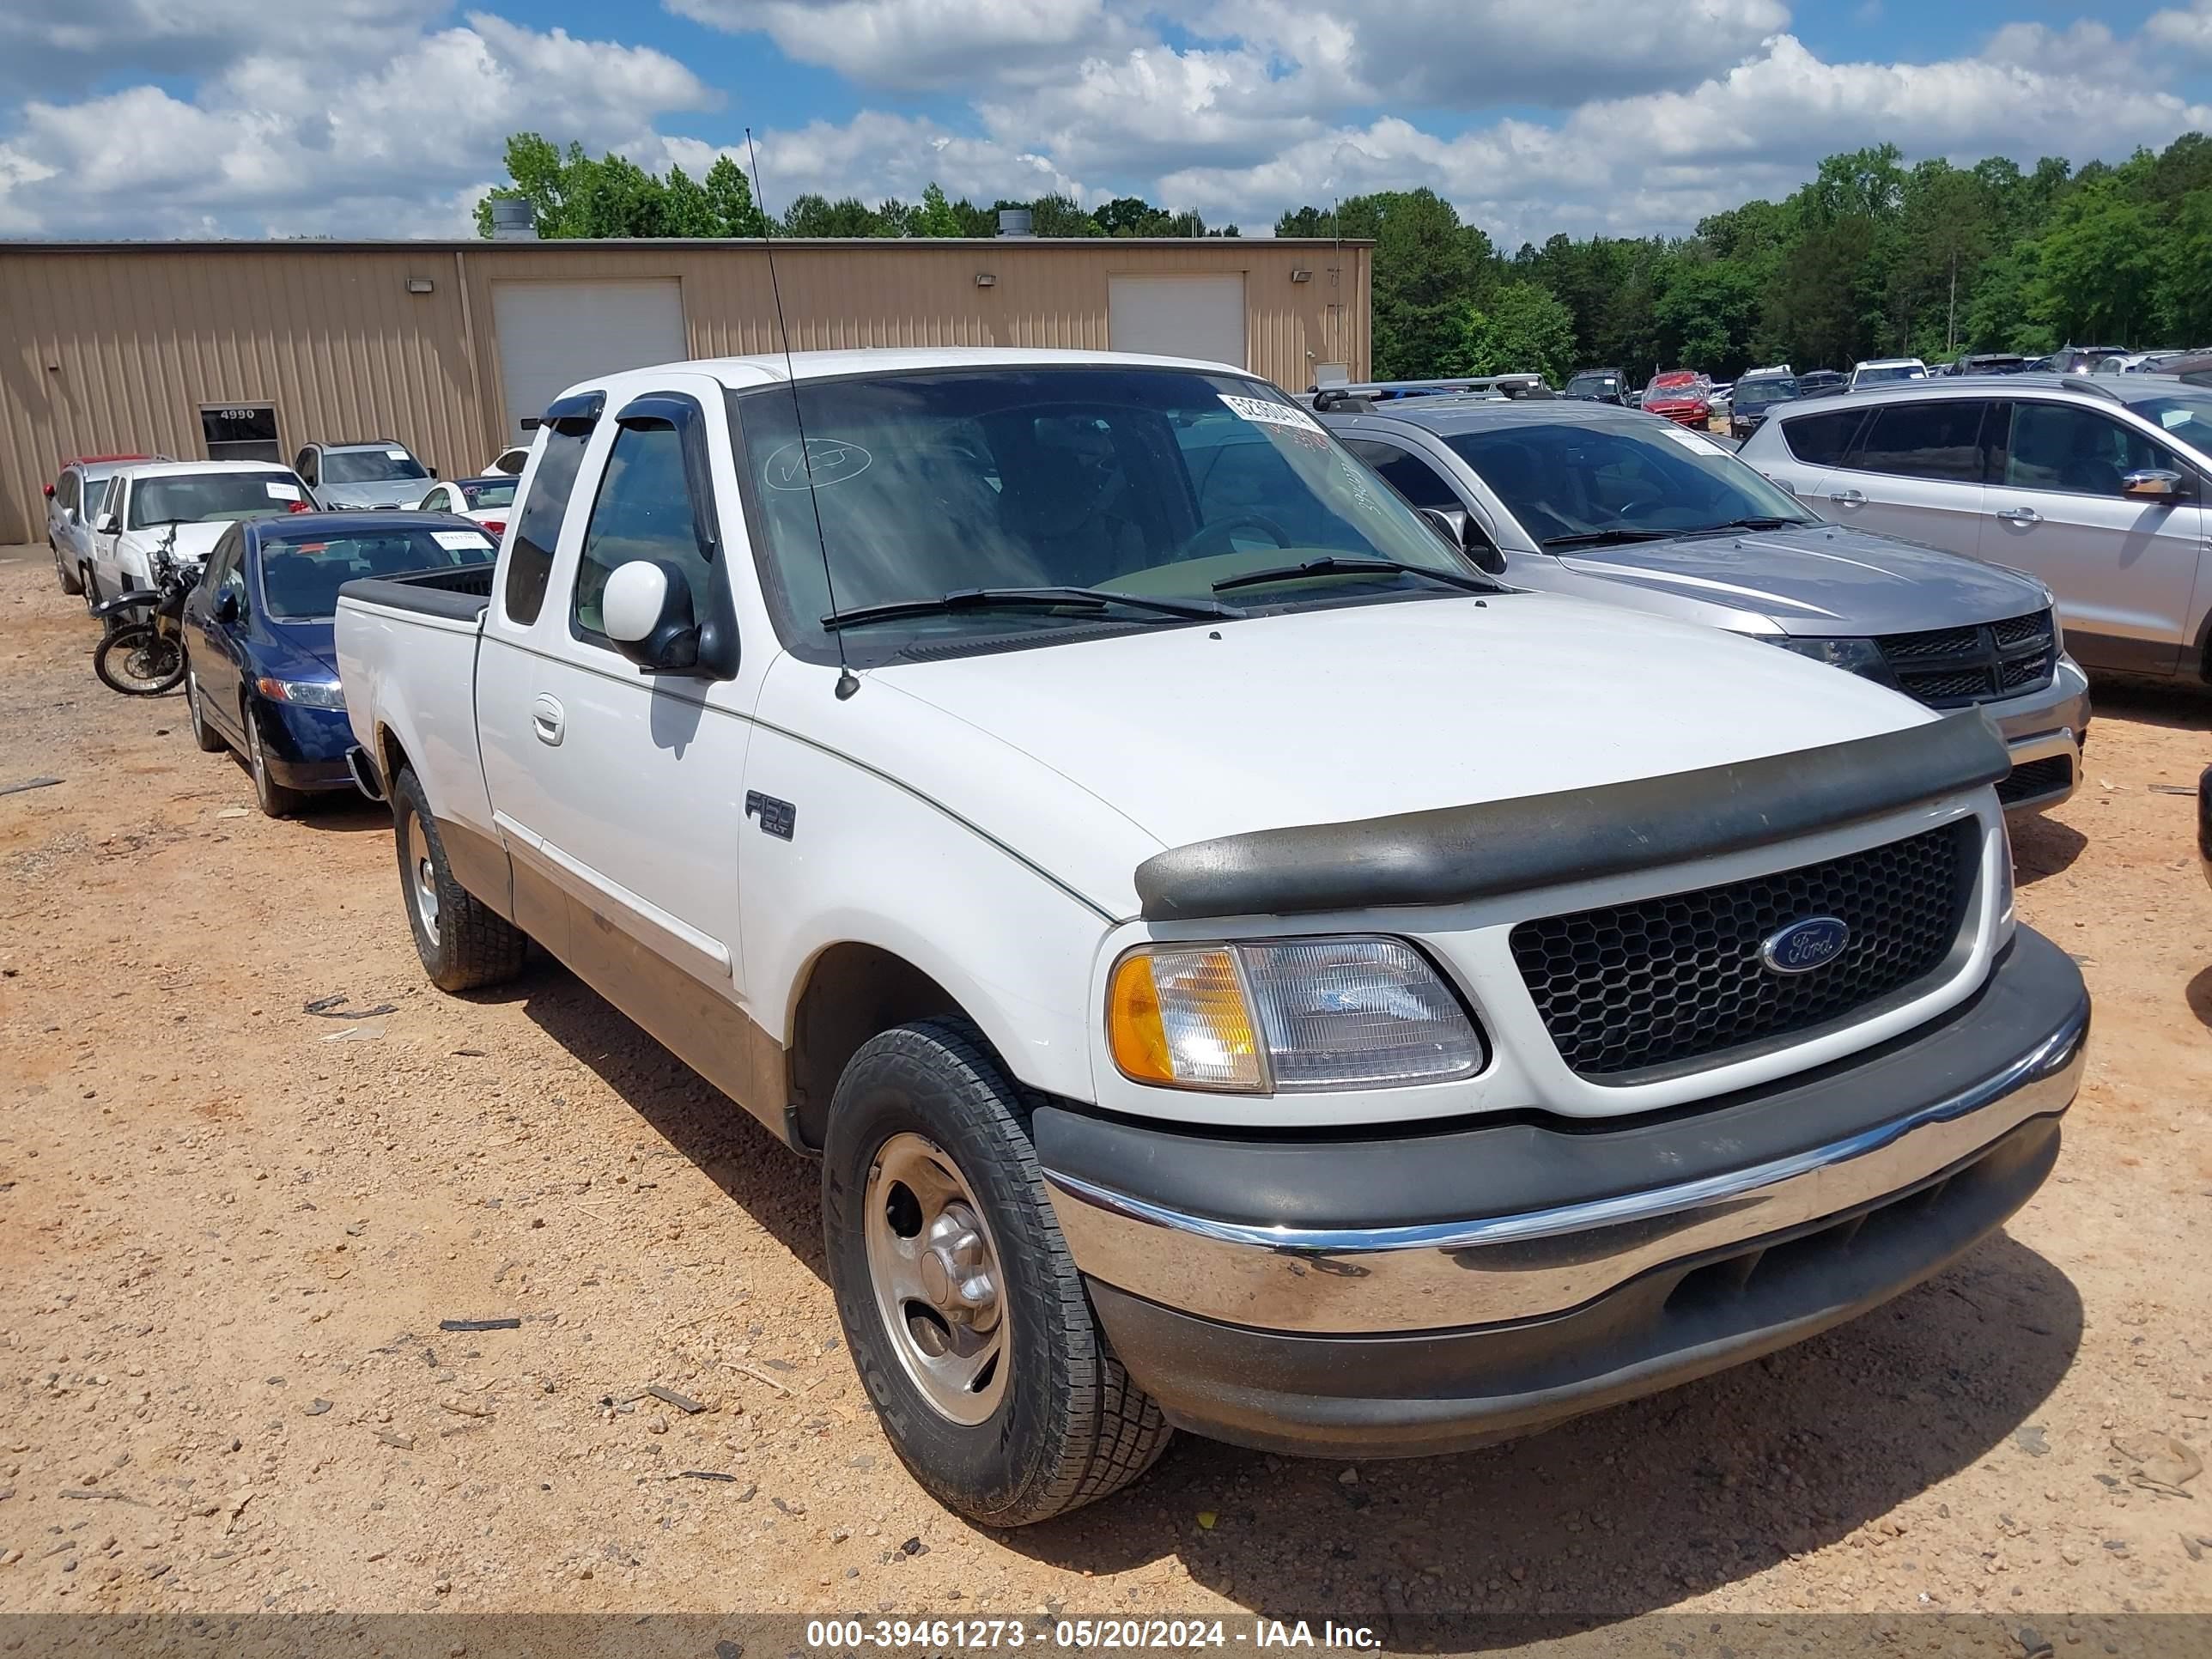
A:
[313,345,2100,1529]
[43,448,501,817]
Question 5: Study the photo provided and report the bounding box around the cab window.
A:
[572,419,716,645]
[2004,402,2179,495]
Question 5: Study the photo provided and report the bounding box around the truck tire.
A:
[390,764,527,993]
[823,1018,1172,1525]
[55,543,84,597]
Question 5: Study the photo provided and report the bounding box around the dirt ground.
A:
[2,544,2209,1632]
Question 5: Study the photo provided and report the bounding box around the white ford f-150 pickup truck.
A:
[337,348,2088,1526]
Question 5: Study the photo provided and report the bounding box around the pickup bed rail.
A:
[339,566,493,623]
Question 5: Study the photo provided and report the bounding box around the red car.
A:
[1642,371,1712,427]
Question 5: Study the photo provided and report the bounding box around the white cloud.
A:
[664,0,1130,91]
[1,0,2208,246]
[1199,0,1790,107]
[0,0,451,94]
[1152,33,2212,244]
[0,15,715,237]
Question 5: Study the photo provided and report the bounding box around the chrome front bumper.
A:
[1042,929,2087,1339]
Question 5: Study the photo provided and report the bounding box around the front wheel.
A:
[94,624,185,696]
[390,765,527,992]
[823,1018,1171,1525]
[55,544,83,597]
[242,704,307,819]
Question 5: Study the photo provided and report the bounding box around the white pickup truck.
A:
[337,348,2089,1526]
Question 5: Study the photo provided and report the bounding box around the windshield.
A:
[323,447,428,485]
[128,471,301,528]
[1445,419,1814,545]
[1733,378,1800,412]
[732,367,1492,662]
[258,526,497,620]
[1855,364,1924,386]
[2124,389,2212,454]
[459,479,518,508]
[1565,374,1619,398]
[1647,374,1703,397]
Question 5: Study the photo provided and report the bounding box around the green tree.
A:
[1655,258,1763,375]
[702,155,768,237]
[1449,283,1577,382]
[1029,193,1105,236]
[2024,184,2164,343]
[782,194,885,236]
[1281,189,1493,377]
[912,183,963,237]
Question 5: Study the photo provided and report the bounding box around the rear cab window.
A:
[502,394,602,626]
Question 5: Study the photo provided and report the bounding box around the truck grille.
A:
[1509,821,1976,1080]
[1877,611,2055,708]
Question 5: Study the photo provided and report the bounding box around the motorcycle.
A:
[92,529,195,696]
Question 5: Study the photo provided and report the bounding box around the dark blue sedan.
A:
[180,512,499,817]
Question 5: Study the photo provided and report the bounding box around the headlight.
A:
[257,676,345,708]
[1106,937,1484,1094]
[1770,635,1890,681]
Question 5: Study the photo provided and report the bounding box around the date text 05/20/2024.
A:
[802,1620,1383,1650]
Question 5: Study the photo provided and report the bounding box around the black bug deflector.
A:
[1133,709,2011,921]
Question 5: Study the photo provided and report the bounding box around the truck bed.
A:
[334,568,497,843]
[338,564,494,623]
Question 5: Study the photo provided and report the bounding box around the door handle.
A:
[1826,488,1864,505]
[1994,506,2039,524]
[531,693,565,746]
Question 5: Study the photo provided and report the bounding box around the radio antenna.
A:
[745,126,859,701]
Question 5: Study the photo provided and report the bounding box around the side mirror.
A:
[603,560,702,673]
[428,465,440,480]
[96,513,120,536]
[1418,505,1506,575]
[216,591,240,625]
[2122,468,2187,501]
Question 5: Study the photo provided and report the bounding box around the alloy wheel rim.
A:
[863,1131,1008,1425]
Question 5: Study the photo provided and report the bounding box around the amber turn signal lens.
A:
[1106,946,1266,1092]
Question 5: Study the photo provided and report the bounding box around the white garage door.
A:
[1108,274,1248,368]
[491,280,689,439]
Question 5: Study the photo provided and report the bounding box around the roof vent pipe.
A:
[489,198,538,240]
[996,208,1033,238]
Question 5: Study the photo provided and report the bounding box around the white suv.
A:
[1738,373,2212,684]
[86,460,309,606]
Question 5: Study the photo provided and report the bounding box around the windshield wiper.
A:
[1678,516,1816,535]
[821,585,1245,631]
[1209,556,1497,596]
[1540,527,1674,549]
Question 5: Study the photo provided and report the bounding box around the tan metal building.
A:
[0,236,1372,544]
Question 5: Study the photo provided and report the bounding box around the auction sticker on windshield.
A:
[1221,394,1324,433]
[1662,428,1730,457]
[264,482,301,501]
[433,530,493,552]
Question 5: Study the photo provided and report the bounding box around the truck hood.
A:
[1557,523,2049,636]
[316,478,428,509]
[868,592,1935,895]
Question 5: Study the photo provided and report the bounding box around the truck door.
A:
[479,377,773,1101]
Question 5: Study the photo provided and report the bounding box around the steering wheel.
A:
[1178,514,1291,559]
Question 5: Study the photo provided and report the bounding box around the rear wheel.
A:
[55,543,83,597]
[391,765,526,992]
[184,663,227,752]
[823,1018,1171,1525]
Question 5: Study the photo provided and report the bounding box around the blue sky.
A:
[3,1,2209,242]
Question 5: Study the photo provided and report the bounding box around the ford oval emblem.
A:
[1759,916,1850,975]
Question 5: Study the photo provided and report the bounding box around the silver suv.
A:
[294,439,434,509]
[1735,374,2212,686]
[1321,395,2090,811]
